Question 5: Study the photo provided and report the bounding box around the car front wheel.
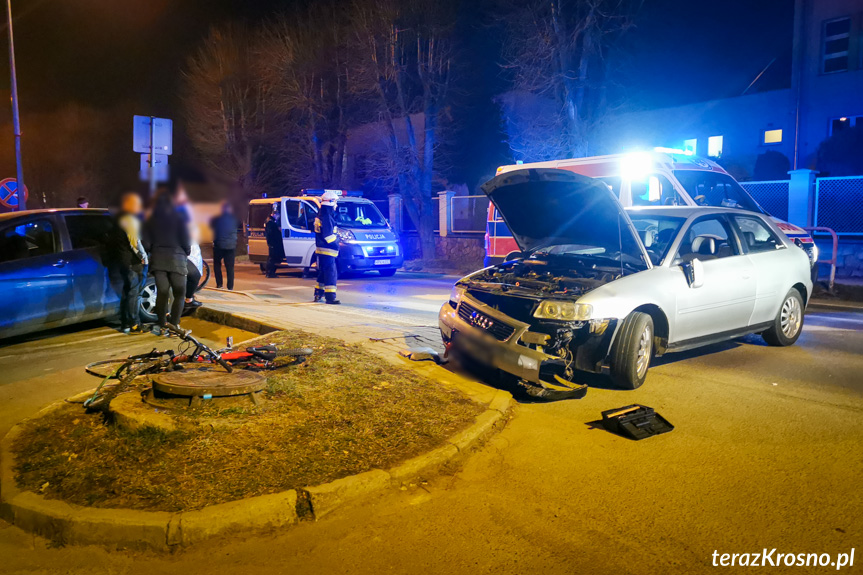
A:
[609,311,653,390]
[140,277,158,323]
[762,289,804,346]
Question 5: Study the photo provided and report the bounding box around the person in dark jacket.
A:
[142,188,191,334]
[313,191,340,304]
[174,183,203,312]
[115,192,148,333]
[265,208,284,278]
[210,201,238,290]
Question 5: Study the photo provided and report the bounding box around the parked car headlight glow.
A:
[810,244,819,265]
[533,300,592,321]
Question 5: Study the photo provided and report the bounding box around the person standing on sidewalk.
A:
[210,200,238,290]
[142,188,190,334]
[265,208,284,278]
[313,191,340,304]
[115,192,148,333]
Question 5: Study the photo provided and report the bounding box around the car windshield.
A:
[530,244,646,270]
[626,214,687,265]
[333,202,388,228]
[674,171,764,213]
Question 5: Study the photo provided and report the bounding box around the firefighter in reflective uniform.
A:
[314,191,340,304]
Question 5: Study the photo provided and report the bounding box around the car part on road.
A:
[398,346,448,364]
[601,404,673,440]
[521,378,588,400]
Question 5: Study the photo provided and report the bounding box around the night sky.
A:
[0,0,795,185]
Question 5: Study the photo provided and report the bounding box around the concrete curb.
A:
[0,310,513,551]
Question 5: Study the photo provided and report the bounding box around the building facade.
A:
[596,0,863,180]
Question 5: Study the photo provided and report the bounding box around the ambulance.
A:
[247,190,402,277]
[485,149,818,278]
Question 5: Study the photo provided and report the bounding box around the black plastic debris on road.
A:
[601,404,673,440]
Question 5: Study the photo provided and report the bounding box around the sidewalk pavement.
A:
[196,288,447,358]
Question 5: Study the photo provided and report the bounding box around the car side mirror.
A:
[680,258,704,288]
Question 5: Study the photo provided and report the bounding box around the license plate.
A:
[374,259,391,265]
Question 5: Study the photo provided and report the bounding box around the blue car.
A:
[0,209,128,339]
[0,209,209,339]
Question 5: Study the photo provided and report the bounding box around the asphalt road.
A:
[2,264,863,574]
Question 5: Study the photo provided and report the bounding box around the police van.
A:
[486,150,818,280]
[247,190,403,277]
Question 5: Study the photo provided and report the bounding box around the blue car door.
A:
[0,216,75,338]
[62,213,121,319]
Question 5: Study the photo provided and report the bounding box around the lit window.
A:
[763,129,782,144]
[708,136,723,158]
[830,115,862,135]
[822,17,850,74]
[684,138,697,154]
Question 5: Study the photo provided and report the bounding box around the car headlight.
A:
[449,285,463,308]
[533,300,592,321]
[337,229,356,243]
[810,244,819,265]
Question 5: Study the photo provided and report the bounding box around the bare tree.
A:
[497,0,642,161]
[182,25,278,201]
[257,5,354,191]
[349,0,456,260]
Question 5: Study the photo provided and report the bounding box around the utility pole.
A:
[149,116,156,198]
[5,0,25,210]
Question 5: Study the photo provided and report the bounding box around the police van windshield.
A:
[673,171,764,213]
[334,202,388,228]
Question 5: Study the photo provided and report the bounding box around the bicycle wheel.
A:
[86,359,164,412]
[275,348,314,358]
[86,359,138,379]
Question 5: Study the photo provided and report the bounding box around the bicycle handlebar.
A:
[165,323,232,373]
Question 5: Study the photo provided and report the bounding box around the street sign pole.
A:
[5,0,25,211]
[149,116,156,197]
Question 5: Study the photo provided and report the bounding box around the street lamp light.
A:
[5,0,25,211]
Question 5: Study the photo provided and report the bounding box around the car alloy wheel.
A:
[635,323,652,379]
[141,282,157,318]
[780,294,802,338]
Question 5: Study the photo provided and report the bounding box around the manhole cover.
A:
[151,369,267,398]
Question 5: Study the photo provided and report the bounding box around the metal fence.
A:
[400,196,440,232]
[740,180,790,221]
[450,195,489,234]
[814,176,863,236]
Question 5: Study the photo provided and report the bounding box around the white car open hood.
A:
[481,168,650,268]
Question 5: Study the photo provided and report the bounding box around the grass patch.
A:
[13,331,482,512]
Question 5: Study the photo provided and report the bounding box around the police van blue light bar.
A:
[301,189,363,198]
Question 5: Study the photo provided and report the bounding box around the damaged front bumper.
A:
[438,294,618,390]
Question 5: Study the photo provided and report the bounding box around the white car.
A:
[439,169,813,398]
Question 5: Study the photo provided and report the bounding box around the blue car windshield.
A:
[674,171,764,213]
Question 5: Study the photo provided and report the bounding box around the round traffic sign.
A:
[0,178,28,209]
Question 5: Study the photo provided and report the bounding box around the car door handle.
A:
[53,259,67,268]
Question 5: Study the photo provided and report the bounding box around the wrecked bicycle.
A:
[83,323,313,410]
